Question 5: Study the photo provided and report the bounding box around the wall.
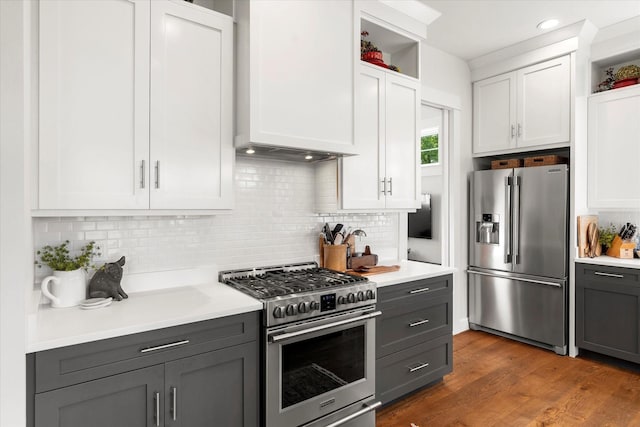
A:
[33,157,400,288]
[420,43,473,334]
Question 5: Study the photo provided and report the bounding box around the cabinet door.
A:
[35,365,164,427]
[342,65,386,210]
[517,55,570,148]
[164,342,258,427]
[150,1,234,209]
[247,0,355,154]
[472,72,516,154]
[587,85,640,209]
[39,0,150,209]
[384,73,420,209]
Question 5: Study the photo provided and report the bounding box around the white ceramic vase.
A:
[41,269,87,308]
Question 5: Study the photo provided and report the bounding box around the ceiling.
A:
[420,0,640,61]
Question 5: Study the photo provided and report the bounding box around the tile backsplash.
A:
[34,158,399,283]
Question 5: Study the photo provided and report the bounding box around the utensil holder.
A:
[323,244,347,272]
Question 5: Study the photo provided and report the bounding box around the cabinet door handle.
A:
[154,161,160,189]
[594,271,624,279]
[517,123,522,137]
[140,339,190,353]
[409,287,430,294]
[511,125,515,138]
[409,319,430,328]
[171,386,177,421]
[140,160,146,189]
[388,177,393,196]
[153,392,160,426]
[408,362,430,373]
[380,178,387,195]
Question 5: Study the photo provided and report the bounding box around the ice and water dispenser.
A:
[476,214,499,244]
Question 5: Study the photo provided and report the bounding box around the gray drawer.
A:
[377,293,451,357]
[577,264,640,287]
[378,274,452,306]
[34,311,259,393]
[376,334,452,405]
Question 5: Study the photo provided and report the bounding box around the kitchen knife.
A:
[332,224,344,237]
[323,223,334,244]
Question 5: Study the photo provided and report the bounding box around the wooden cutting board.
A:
[347,265,400,276]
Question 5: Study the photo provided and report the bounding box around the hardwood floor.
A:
[376,330,640,427]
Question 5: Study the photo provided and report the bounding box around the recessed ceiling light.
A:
[537,19,559,30]
[245,148,255,154]
[304,155,313,160]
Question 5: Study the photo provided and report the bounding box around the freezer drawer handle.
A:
[409,287,430,294]
[140,340,190,353]
[467,270,562,288]
[321,401,382,427]
[409,362,430,373]
[594,271,624,279]
[409,319,430,328]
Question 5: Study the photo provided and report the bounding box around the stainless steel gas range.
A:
[220,262,381,427]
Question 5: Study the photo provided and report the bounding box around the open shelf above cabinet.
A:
[591,48,640,94]
[360,18,419,79]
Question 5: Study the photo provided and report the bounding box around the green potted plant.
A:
[36,241,100,308]
[598,224,618,253]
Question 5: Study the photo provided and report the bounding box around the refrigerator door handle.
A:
[505,176,512,264]
[467,269,562,288]
[513,175,521,264]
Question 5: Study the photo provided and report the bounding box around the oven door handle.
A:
[322,401,382,427]
[269,311,382,343]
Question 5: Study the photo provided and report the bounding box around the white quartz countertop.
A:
[368,260,456,288]
[575,256,640,270]
[27,282,262,353]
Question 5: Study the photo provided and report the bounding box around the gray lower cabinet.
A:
[376,274,453,405]
[576,264,640,364]
[28,312,259,427]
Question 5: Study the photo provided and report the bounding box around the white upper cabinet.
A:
[150,1,233,210]
[37,0,233,212]
[587,85,640,209]
[473,55,570,155]
[39,0,150,210]
[235,0,357,157]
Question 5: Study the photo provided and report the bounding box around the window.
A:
[420,128,439,165]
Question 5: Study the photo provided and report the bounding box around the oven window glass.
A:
[281,325,365,409]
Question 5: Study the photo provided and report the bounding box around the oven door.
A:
[265,308,381,427]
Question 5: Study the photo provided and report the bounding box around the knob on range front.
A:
[273,306,285,318]
[285,304,297,316]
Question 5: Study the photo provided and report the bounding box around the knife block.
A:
[606,235,636,259]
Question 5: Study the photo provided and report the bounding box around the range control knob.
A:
[347,293,356,303]
[285,304,297,316]
[273,306,285,319]
[356,291,365,302]
[298,301,310,313]
[309,301,320,311]
[365,289,375,300]
[337,296,346,305]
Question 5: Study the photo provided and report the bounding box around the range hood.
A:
[235,144,353,163]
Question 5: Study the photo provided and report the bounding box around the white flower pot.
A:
[41,269,87,308]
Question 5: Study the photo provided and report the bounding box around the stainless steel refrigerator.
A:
[468,164,568,355]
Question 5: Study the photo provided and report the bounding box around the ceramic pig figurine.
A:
[88,256,128,301]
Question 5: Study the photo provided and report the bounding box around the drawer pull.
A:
[409,287,430,294]
[140,339,190,353]
[594,271,624,279]
[409,319,430,328]
[409,362,430,373]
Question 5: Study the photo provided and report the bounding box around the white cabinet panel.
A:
[472,55,570,155]
[150,1,233,209]
[38,0,233,212]
[39,0,150,209]
[473,72,516,154]
[337,64,419,211]
[517,55,570,148]
[384,73,420,209]
[588,86,640,209]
